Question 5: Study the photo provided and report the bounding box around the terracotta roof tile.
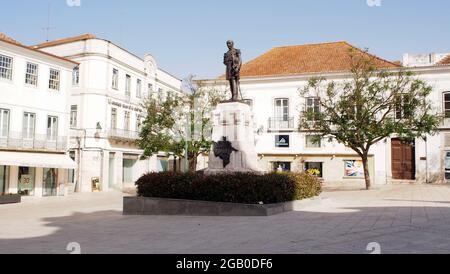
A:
[223,41,400,79]
[0,32,78,66]
[438,55,450,65]
[0,32,23,46]
[33,34,96,49]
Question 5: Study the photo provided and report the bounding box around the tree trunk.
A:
[362,155,372,190]
[188,156,197,173]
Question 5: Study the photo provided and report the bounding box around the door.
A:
[123,158,136,184]
[109,154,115,188]
[0,166,8,195]
[43,168,58,197]
[391,139,416,180]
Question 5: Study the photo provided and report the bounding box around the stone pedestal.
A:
[205,101,261,174]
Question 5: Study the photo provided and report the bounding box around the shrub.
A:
[135,172,322,204]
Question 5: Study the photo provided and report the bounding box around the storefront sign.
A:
[108,99,142,112]
[275,135,290,148]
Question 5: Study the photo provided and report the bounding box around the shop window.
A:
[305,162,323,178]
[18,167,35,196]
[445,152,450,180]
[272,162,291,172]
[157,157,169,172]
[123,158,136,184]
[43,168,58,197]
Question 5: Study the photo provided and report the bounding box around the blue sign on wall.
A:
[275,135,290,148]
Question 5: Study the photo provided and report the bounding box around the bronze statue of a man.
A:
[224,40,242,101]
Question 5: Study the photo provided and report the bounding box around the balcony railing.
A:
[107,129,139,141]
[0,131,67,152]
[268,117,295,130]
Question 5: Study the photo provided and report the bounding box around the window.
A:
[306,97,320,121]
[18,167,35,196]
[395,95,403,119]
[445,151,450,180]
[111,108,117,129]
[275,98,289,120]
[305,162,323,178]
[136,79,142,98]
[344,160,364,178]
[148,83,153,94]
[125,75,131,97]
[46,116,58,141]
[22,112,35,139]
[0,54,13,80]
[0,109,10,137]
[48,69,60,90]
[25,62,38,86]
[395,93,412,120]
[72,66,80,86]
[70,105,78,129]
[306,135,321,148]
[112,69,119,89]
[124,111,131,131]
[136,114,141,131]
[444,93,450,118]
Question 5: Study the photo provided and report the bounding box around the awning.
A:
[0,151,76,169]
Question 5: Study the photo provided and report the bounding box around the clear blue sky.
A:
[2,0,450,79]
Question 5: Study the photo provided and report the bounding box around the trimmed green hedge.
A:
[135,172,322,204]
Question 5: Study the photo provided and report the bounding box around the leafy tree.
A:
[137,75,226,172]
[299,50,442,190]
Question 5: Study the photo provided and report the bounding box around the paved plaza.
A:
[2,183,450,254]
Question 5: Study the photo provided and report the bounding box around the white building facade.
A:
[34,34,182,192]
[0,33,77,197]
[203,42,450,185]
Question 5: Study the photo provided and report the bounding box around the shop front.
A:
[0,151,76,198]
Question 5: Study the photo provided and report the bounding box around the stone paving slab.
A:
[1,184,450,254]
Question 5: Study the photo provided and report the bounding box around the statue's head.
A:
[226,40,234,50]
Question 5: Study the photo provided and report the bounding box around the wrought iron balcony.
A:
[0,131,67,152]
[107,128,139,141]
[268,117,295,131]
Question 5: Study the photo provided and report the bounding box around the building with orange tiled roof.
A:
[33,34,97,49]
[438,55,450,65]
[237,41,399,78]
[203,41,450,186]
[0,33,78,197]
[0,32,23,45]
